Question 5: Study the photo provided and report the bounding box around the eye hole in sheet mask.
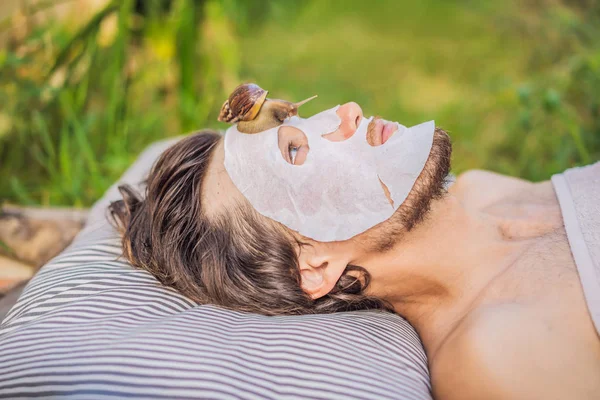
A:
[277,126,309,165]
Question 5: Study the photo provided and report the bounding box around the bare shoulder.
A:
[430,304,600,400]
[455,169,531,186]
[452,169,555,209]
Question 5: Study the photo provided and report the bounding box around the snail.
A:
[218,83,317,134]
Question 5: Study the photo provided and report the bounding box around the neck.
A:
[354,193,530,355]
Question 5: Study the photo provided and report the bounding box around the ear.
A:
[298,242,351,300]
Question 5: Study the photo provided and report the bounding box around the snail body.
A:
[218,83,317,134]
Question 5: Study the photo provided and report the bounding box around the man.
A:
[111,84,600,399]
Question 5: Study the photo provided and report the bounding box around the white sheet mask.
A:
[224,106,434,242]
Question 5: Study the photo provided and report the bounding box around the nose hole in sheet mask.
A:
[278,126,309,165]
[321,102,363,142]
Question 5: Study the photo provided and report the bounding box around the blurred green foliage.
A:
[0,0,599,206]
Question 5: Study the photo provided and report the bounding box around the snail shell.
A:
[218,83,268,123]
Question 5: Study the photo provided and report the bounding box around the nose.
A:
[322,102,364,142]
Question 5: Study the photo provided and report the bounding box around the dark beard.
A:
[365,128,452,253]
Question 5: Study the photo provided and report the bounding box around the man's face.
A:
[204,101,452,253]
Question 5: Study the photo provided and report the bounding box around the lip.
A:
[381,121,397,144]
[366,117,398,146]
[371,118,397,145]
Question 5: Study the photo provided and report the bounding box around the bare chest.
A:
[485,231,588,323]
[428,231,600,397]
[472,182,598,346]
[431,172,600,364]
[452,232,600,388]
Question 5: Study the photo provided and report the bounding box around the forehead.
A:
[202,137,307,244]
[202,138,246,217]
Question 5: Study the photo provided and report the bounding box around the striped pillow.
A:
[0,139,432,400]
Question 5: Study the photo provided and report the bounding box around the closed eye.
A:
[289,145,299,164]
[278,126,309,165]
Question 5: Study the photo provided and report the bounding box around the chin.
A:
[361,128,452,253]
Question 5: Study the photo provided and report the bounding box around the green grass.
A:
[1,0,599,207]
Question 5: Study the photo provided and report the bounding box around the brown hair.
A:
[109,130,394,315]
